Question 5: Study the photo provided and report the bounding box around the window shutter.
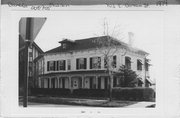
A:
[104,57,107,68]
[76,59,79,70]
[84,58,87,69]
[63,60,66,70]
[53,61,56,71]
[113,55,116,67]
[57,61,59,71]
[98,57,101,68]
[90,58,92,69]
[47,61,49,71]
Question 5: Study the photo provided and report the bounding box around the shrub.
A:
[112,87,155,101]
[31,88,71,97]
[73,89,109,97]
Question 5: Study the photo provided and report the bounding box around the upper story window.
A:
[67,59,71,70]
[76,58,87,70]
[29,52,33,57]
[104,55,116,68]
[47,61,55,71]
[104,56,108,68]
[125,56,131,69]
[137,59,143,71]
[90,57,101,69]
[58,60,66,70]
[29,62,33,71]
[145,61,149,71]
[112,55,117,68]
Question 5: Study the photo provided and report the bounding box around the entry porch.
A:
[38,74,121,90]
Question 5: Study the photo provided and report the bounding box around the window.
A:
[104,56,108,68]
[90,57,101,69]
[125,56,131,69]
[76,58,87,70]
[29,62,33,71]
[29,52,33,57]
[137,59,143,70]
[112,55,117,68]
[62,43,66,49]
[47,61,55,71]
[145,61,149,71]
[67,59,71,70]
[138,78,143,87]
[58,60,66,70]
[104,55,116,68]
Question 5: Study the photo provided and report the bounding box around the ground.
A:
[19,96,155,108]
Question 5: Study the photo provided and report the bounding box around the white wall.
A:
[39,47,148,86]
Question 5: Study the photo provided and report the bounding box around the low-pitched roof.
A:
[45,36,148,55]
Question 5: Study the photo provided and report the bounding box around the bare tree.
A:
[92,18,125,101]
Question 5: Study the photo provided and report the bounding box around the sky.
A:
[34,10,164,81]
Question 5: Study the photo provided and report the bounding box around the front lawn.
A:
[27,96,137,107]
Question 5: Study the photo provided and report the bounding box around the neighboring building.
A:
[34,36,152,91]
[19,35,44,95]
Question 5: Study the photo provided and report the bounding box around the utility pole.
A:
[23,18,32,107]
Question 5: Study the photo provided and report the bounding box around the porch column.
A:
[57,78,59,88]
[95,76,98,89]
[69,76,73,93]
[82,75,84,89]
[49,77,51,88]
[38,78,41,88]
[55,77,58,88]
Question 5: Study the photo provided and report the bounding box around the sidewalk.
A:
[124,102,155,108]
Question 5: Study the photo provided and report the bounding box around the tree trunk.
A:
[108,71,113,101]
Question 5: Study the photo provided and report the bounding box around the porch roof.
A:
[39,70,108,77]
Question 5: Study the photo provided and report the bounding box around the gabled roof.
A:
[45,36,148,55]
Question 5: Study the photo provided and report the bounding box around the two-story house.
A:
[19,35,44,95]
[34,36,151,92]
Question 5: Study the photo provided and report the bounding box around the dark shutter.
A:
[90,57,92,69]
[104,57,107,68]
[84,58,87,69]
[113,55,116,68]
[57,61,59,71]
[53,61,56,71]
[63,60,66,70]
[76,59,79,70]
[47,61,49,71]
[98,57,101,68]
